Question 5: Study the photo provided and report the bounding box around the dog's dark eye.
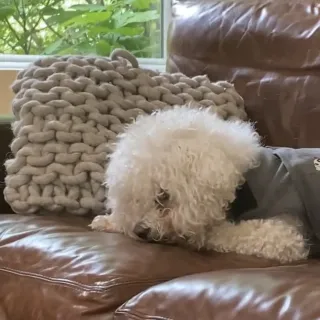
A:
[155,189,170,208]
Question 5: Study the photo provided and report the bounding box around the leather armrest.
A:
[115,264,320,320]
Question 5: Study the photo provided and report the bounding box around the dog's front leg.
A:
[207,217,309,263]
[89,214,122,233]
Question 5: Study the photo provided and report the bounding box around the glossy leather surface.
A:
[116,264,320,320]
[2,0,320,318]
[0,214,279,319]
[167,0,320,148]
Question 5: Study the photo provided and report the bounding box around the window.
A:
[0,0,171,71]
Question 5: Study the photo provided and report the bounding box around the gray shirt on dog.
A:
[229,147,320,257]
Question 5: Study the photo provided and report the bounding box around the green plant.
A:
[0,0,65,54]
[0,0,162,57]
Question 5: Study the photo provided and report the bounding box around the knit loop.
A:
[110,48,139,68]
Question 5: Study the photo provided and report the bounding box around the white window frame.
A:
[0,1,171,72]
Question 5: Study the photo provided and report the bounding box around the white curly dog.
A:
[90,105,320,263]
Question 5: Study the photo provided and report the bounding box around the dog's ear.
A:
[218,120,261,173]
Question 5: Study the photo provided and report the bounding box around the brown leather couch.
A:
[1,0,320,319]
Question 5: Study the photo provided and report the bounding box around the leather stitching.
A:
[0,266,172,293]
[115,308,174,320]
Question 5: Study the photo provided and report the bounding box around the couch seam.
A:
[115,309,173,320]
[170,50,299,71]
[0,266,172,293]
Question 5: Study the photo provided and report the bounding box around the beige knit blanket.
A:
[4,49,247,216]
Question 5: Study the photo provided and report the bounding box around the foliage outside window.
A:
[0,0,163,58]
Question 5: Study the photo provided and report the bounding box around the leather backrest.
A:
[167,0,320,148]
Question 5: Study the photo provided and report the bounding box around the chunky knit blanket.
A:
[4,49,247,216]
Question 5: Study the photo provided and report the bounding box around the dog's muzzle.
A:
[133,224,151,240]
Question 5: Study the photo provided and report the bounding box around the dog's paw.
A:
[272,241,308,264]
[266,225,309,263]
[208,218,309,263]
[89,215,119,233]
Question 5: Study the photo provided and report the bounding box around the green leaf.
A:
[113,26,145,36]
[54,42,96,55]
[88,26,111,36]
[124,0,155,10]
[62,11,112,26]
[46,10,83,25]
[96,40,111,56]
[72,42,96,54]
[115,10,159,28]
[69,4,106,11]
[42,7,61,15]
[89,26,144,37]
[42,38,64,54]
[0,6,15,19]
[131,43,159,55]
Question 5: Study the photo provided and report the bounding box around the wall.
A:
[0,70,17,115]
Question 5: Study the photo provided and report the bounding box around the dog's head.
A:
[106,105,261,248]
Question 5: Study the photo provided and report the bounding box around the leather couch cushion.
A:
[0,214,280,320]
[115,264,320,320]
[167,0,320,148]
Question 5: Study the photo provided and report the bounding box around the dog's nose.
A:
[133,224,151,240]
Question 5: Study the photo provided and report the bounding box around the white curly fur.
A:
[90,105,309,263]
